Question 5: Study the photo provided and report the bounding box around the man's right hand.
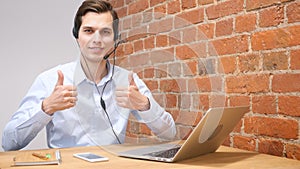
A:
[42,70,78,115]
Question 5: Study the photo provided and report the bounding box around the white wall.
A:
[0,0,83,151]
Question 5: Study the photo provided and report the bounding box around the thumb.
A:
[128,71,137,87]
[56,70,64,86]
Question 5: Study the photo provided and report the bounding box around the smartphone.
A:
[73,152,109,162]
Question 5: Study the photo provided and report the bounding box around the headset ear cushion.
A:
[72,27,78,39]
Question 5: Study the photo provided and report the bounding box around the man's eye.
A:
[83,29,93,33]
[102,30,112,36]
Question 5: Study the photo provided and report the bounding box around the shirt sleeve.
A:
[2,76,53,151]
[131,73,177,141]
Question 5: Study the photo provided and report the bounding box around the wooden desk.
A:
[0,146,299,169]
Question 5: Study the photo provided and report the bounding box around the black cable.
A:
[79,40,121,144]
[93,42,121,144]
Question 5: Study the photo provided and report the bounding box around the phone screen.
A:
[73,153,109,162]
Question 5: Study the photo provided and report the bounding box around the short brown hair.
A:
[72,0,119,40]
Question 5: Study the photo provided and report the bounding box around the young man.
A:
[2,0,176,151]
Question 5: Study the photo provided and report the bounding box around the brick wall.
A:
[108,0,300,160]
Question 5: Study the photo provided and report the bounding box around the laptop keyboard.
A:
[144,147,181,158]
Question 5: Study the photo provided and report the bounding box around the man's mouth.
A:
[89,47,103,53]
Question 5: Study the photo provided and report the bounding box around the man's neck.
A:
[80,58,108,84]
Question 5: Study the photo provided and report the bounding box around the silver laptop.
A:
[105,106,249,163]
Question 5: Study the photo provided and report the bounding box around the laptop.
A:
[104,106,249,163]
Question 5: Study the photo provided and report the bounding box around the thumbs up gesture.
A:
[42,70,77,115]
[115,72,150,111]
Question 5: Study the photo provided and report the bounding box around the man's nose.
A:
[92,31,102,44]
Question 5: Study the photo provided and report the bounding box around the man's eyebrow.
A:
[81,26,93,29]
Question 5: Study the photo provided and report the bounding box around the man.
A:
[2,0,176,151]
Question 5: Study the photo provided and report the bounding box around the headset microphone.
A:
[103,39,125,60]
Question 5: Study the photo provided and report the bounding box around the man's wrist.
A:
[139,97,150,111]
[42,99,54,115]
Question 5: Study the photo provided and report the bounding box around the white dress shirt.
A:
[2,60,176,151]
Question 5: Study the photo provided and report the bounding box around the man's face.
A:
[77,11,115,62]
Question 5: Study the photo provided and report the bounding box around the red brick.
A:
[165,94,178,108]
[168,62,181,77]
[188,79,198,93]
[219,56,236,74]
[229,96,250,107]
[236,13,257,33]
[212,35,249,56]
[244,116,298,139]
[153,93,165,107]
[150,48,174,64]
[167,0,181,14]
[140,123,152,135]
[176,45,198,60]
[233,135,256,151]
[252,95,277,114]
[251,25,300,50]
[259,5,284,27]
[128,26,148,41]
[226,74,270,93]
[196,76,223,92]
[216,18,233,37]
[180,94,192,109]
[154,4,166,19]
[155,65,168,78]
[210,94,227,107]
[291,49,300,70]
[206,0,243,19]
[183,60,198,76]
[175,8,204,28]
[278,96,300,116]
[198,0,214,5]
[262,51,288,70]
[124,43,134,55]
[287,1,300,23]
[168,30,181,46]
[199,94,210,110]
[115,6,127,18]
[122,17,132,30]
[182,0,196,10]
[195,77,211,92]
[258,138,284,157]
[286,144,300,160]
[127,53,149,67]
[156,34,168,47]
[181,27,197,43]
[109,0,124,8]
[198,23,214,39]
[191,94,203,110]
[272,73,300,93]
[149,18,173,33]
[160,79,180,92]
[143,36,155,50]
[150,0,165,7]
[128,0,149,14]
[143,67,155,79]
[133,39,143,52]
[246,0,289,11]
[132,13,143,27]
[238,54,260,73]
[144,80,158,91]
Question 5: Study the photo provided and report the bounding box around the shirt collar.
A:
[73,59,113,86]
